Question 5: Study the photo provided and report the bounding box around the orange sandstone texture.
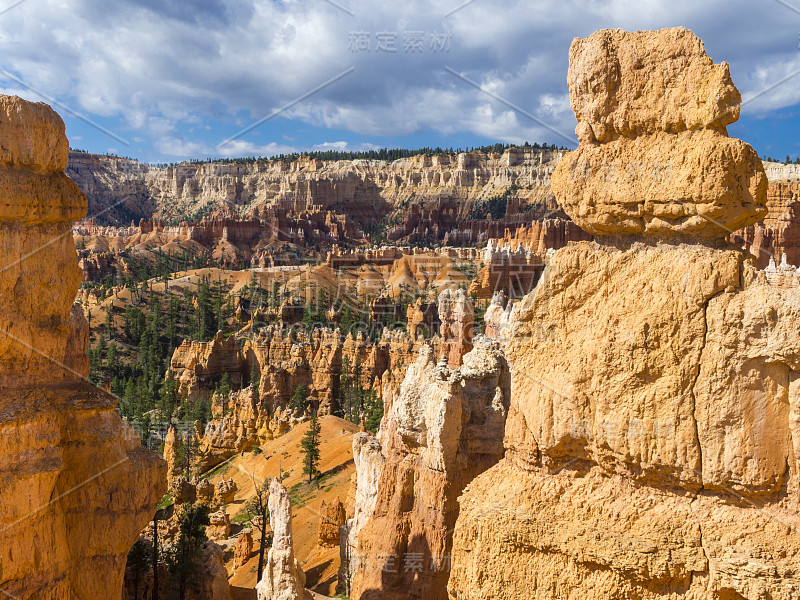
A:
[551,27,767,238]
[449,28,800,600]
[0,95,165,599]
[347,339,510,600]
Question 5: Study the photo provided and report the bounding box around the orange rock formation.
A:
[449,27,800,600]
[0,96,165,599]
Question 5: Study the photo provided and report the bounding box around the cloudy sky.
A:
[1,0,799,163]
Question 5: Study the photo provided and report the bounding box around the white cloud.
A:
[0,0,797,159]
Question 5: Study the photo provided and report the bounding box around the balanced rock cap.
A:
[552,27,767,239]
[0,95,85,223]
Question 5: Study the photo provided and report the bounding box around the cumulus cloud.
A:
[0,0,797,160]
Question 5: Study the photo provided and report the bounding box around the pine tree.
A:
[159,370,178,418]
[107,342,120,379]
[290,386,308,413]
[195,278,215,341]
[168,503,210,600]
[300,411,321,484]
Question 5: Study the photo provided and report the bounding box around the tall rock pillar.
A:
[450,27,800,600]
[0,96,166,599]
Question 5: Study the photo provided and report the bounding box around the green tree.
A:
[250,361,260,400]
[216,372,232,416]
[137,414,153,450]
[190,399,211,427]
[300,411,322,484]
[106,342,120,379]
[289,386,308,413]
[126,539,150,600]
[216,372,231,397]
[168,503,210,600]
[363,390,384,434]
[159,370,178,418]
[195,278,215,341]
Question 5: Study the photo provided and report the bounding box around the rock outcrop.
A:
[551,27,767,238]
[0,95,165,599]
[437,288,474,368]
[171,331,246,402]
[317,497,346,548]
[449,27,800,600]
[234,528,256,569]
[338,433,385,597]
[256,478,310,600]
[207,510,231,541]
[348,338,510,600]
[191,542,233,600]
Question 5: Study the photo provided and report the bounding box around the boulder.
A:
[551,27,767,239]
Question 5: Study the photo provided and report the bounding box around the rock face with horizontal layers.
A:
[0,95,165,599]
[437,288,474,368]
[449,28,800,600]
[552,27,767,238]
[349,338,510,600]
[256,478,310,600]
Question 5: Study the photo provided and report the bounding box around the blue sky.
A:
[1,0,799,163]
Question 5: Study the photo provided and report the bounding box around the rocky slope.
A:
[0,96,165,599]
[449,27,800,600]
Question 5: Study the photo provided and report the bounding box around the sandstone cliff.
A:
[347,338,510,600]
[449,27,800,600]
[68,148,562,230]
[0,96,165,599]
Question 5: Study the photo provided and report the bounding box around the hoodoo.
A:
[449,28,800,600]
[0,96,165,599]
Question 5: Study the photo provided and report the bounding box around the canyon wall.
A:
[0,96,165,599]
[173,325,431,469]
[346,338,510,600]
[68,148,562,227]
[449,27,800,600]
[735,178,800,269]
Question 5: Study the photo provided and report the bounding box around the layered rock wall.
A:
[0,96,165,599]
[348,339,510,600]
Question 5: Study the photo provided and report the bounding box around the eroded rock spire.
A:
[0,95,165,599]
